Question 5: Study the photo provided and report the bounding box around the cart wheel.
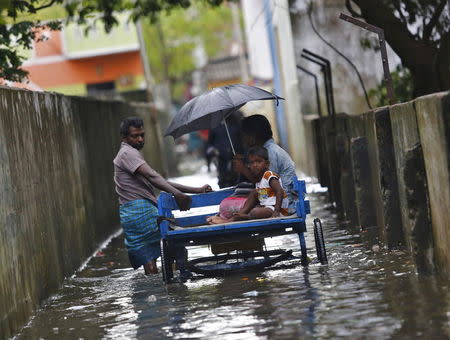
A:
[161,239,173,283]
[313,218,328,264]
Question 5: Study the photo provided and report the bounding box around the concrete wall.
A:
[306,91,449,277]
[415,92,450,276]
[0,87,163,339]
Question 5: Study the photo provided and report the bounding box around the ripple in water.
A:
[15,188,450,340]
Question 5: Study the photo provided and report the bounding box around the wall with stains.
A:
[0,87,163,339]
[307,91,450,278]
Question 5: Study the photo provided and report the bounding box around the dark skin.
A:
[123,126,212,274]
[232,154,285,220]
[232,133,265,183]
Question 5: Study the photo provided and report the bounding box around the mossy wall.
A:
[0,87,164,339]
[306,91,449,278]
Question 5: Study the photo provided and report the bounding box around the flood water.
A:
[15,173,450,339]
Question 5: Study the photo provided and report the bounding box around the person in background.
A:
[233,114,297,213]
[206,110,246,188]
[113,117,212,276]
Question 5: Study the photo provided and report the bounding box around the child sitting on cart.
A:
[233,146,289,220]
[208,146,288,224]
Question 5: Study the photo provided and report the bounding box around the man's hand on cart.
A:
[197,184,213,193]
[174,192,192,211]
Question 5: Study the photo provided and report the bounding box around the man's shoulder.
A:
[119,143,141,156]
[114,143,141,164]
[265,140,290,161]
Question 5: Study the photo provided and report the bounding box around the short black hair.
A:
[241,114,273,142]
[247,146,269,161]
[120,117,143,137]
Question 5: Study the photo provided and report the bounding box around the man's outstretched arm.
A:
[167,181,212,194]
[136,163,191,210]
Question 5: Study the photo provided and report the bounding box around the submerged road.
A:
[15,173,450,339]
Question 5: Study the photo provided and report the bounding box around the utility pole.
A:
[136,19,168,176]
[263,0,289,151]
[230,2,250,83]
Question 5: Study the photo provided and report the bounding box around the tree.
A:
[141,2,233,100]
[0,0,227,82]
[369,65,414,106]
[345,0,449,97]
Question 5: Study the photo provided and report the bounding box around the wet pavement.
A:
[14,174,450,339]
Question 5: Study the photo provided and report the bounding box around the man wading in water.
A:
[114,117,212,275]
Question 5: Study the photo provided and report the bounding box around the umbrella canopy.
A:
[165,84,284,139]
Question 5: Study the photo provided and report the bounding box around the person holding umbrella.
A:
[208,114,297,225]
[233,114,297,213]
[206,110,246,188]
[164,84,290,221]
[113,117,212,276]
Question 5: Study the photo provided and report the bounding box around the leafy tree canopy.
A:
[0,0,229,82]
[346,0,449,97]
[142,2,233,100]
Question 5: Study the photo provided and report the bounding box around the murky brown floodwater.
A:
[15,179,450,339]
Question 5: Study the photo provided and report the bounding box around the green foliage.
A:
[368,65,413,106]
[0,0,227,82]
[355,0,449,45]
[349,0,449,95]
[142,1,233,98]
[359,33,380,52]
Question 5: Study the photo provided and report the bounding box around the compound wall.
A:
[0,87,163,339]
[306,92,450,278]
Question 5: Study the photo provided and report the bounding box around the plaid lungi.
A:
[119,199,161,269]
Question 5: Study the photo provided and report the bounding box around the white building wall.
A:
[241,0,307,171]
[241,0,273,80]
[271,0,307,169]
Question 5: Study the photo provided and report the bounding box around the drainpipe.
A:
[263,0,289,151]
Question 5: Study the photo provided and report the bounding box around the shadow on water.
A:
[15,187,450,339]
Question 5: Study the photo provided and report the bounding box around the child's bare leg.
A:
[231,190,258,221]
[237,190,258,214]
[231,212,251,221]
[248,207,273,219]
[208,215,231,224]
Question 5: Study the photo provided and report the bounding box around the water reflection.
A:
[15,189,450,340]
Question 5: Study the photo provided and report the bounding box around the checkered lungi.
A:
[119,199,161,269]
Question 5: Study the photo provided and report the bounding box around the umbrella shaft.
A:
[222,119,236,155]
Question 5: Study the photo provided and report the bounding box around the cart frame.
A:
[157,177,313,282]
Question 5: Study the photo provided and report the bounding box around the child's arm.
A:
[269,177,285,217]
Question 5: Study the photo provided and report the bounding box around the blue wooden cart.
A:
[157,176,327,283]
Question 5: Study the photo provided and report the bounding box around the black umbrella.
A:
[165,84,284,154]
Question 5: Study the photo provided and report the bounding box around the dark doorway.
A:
[87,81,116,97]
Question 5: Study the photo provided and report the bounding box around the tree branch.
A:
[34,0,58,11]
[423,0,447,41]
[393,2,407,26]
[436,29,450,89]
[350,0,428,68]
[345,0,362,18]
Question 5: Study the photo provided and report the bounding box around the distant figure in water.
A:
[113,117,212,276]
